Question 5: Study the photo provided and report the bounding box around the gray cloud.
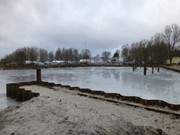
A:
[0,0,180,57]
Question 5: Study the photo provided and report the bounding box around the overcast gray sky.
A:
[0,0,180,57]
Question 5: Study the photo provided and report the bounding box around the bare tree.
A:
[67,48,73,61]
[48,52,54,62]
[121,45,129,62]
[39,49,48,62]
[61,48,68,62]
[101,51,111,62]
[28,47,39,61]
[162,24,180,64]
[55,48,62,60]
[81,49,91,59]
[72,49,80,61]
[14,48,27,65]
[55,48,80,62]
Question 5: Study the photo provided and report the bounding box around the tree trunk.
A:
[169,57,173,65]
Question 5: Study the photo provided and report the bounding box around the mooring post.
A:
[152,65,154,74]
[132,65,135,72]
[157,66,160,72]
[144,66,147,76]
[36,68,42,83]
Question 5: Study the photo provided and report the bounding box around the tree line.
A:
[0,47,117,66]
[0,48,89,65]
[121,24,180,70]
[1,24,180,68]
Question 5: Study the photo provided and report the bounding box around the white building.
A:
[79,59,91,64]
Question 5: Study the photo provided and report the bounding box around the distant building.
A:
[44,61,51,65]
[25,61,41,65]
[79,59,91,64]
[34,62,45,67]
[111,57,123,64]
[68,61,80,64]
[92,55,103,64]
[25,60,33,64]
[51,60,65,65]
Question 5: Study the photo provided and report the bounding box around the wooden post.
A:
[132,65,135,72]
[36,69,42,83]
[157,66,160,72]
[144,66,147,76]
[152,65,154,74]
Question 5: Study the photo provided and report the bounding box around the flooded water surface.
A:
[0,67,180,109]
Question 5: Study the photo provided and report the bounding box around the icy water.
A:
[0,67,180,109]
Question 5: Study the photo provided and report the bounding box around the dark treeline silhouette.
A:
[101,51,111,62]
[0,47,116,67]
[0,47,93,66]
[1,47,38,66]
[54,48,81,62]
[121,24,180,75]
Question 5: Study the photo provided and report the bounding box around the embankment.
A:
[1,81,180,134]
[6,81,180,112]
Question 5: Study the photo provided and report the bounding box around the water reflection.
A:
[42,67,180,104]
[0,69,36,109]
[0,93,17,109]
[0,67,180,109]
